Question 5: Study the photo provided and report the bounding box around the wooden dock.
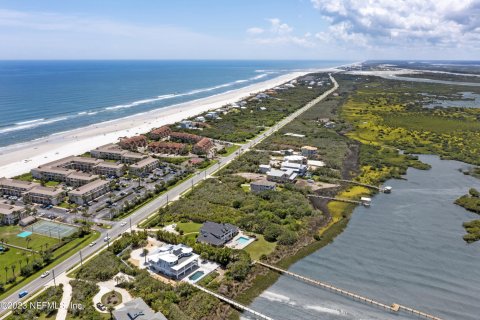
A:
[256,261,443,320]
[308,194,366,206]
[191,283,275,320]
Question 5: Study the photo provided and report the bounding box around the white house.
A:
[281,161,307,175]
[147,244,199,279]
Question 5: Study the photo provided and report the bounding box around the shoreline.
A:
[0,68,337,178]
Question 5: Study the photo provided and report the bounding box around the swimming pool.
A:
[17,231,32,238]
[236,236,250,245]
[188,271,205,282]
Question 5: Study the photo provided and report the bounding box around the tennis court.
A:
[26,220,78,239]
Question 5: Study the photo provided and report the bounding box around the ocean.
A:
[0,60,346,148]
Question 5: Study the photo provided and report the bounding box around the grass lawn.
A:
[175,221,202,234]
[244,234,276,261]
[0,231,100,301]
[45,181,60,187]
[222,144,240,157]
[0,225,58,251]
[12,172,34,182]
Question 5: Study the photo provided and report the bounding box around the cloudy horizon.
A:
[1,0,479,60]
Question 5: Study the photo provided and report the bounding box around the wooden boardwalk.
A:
[308,194,365,205]
[256,261,443,320]
[191,283,275,320]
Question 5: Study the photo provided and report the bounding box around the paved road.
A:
[0,74,338,315]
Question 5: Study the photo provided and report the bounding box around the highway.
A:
[0,74,338,315]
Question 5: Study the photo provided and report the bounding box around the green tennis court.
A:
[26,220,78,239]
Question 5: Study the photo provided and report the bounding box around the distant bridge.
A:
[256,261,443,320]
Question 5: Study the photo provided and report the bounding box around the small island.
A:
[455,188,480,243]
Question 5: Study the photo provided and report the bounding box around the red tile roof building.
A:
[119,135,148,150]
[149,126,172,140]
[148,141,186,155]
[193,137,214,154]
[169,132,203,144]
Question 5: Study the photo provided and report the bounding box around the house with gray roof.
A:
[112,298,167,320]
[197,221,239,247]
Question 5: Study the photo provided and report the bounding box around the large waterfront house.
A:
[147,244,199,279]
[113,298,167,320]
[197,221,239,246]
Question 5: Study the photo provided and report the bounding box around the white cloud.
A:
[310,0,480,49]
[246,27,264,35]
[246,18,315,48]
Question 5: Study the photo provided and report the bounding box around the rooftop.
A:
[29,186,64,196]
[130,157,158,168]
[112,298,167,320]
[0,202,25,215]
[0,178,39,189]
[198,221,239,246]
[69,179,109,196]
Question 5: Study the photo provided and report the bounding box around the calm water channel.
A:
[246,155,480,320]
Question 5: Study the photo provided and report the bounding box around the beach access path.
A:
[0,74,339,318]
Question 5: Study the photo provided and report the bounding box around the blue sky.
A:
[1,0,479,60]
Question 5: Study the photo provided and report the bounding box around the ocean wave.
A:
[0,117,69,134]
[15,118,46,125]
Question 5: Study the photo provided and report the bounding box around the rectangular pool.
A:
[17,231,32,238]
[236,236,250,245]
[188,271,205,282]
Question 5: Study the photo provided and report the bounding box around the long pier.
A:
[335,179,381,191]
[191,283,275,320]
[308,194,365,206]
[256,261,443,320]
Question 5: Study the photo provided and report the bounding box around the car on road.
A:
[96,302,106,311]
[18,290,28,298]
[120,221,127,226]
[104,236,111,242]
[40,271,50,278]
[89,241,96,247]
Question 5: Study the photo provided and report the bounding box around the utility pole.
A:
[79,251,83,266]
[106,232,110,248]
[52,269,56,287]
[166,194,169,207]
[129,217,132,233]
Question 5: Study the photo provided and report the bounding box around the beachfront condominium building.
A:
[90,143,126,160]
[64,172,98,187]
[0,201,26,225]
[197,221,239,247]
[193,137,214,155]
[149,126,172,140]
[129,157,159,176]
[0,178,39,197]
[169,132,203,144]
[93,162,125,177]
[148,141,187,155]
[250,180,277,193]
[118,135,148,150]
[90,144,145,163]
[147,244,199,279]
[68,179,110,205]
[24,186,65,205]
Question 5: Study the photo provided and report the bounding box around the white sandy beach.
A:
[0,69,334,178]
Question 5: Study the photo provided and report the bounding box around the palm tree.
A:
[4,266,8,281]
[142,248,148,265]
[10,265,16,278]
[25,237,31,249]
